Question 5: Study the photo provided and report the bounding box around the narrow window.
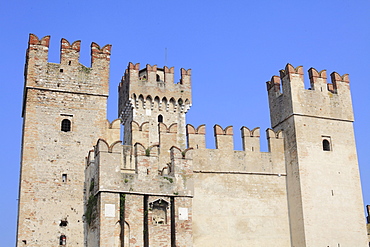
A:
[60,69,63,73]
[22,240,27,245]
[60,235,66,246]
[158,115,163,123]
[156,74,160,82]
[68,61,71,65]
[323,139,331,151]
[61,119,71,132]
[62,174,67,183]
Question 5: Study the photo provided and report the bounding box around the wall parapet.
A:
[187,124,283,152]
[23,34,112,117]
[186,124,285,174]
[119,62,192,123]
[267,63,354,128]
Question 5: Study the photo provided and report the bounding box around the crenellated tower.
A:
[267,64,368,246]
[118,63,191,150]
[17,34,115,246]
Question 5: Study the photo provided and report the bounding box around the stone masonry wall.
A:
[84,138,194,246]
[186,124,290,246]
[17,34,112,246]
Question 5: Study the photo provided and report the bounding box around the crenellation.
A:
[164,66,175,84]
[60,38,81,66]
[186,124,206,149]
[214,124,234,150]
[330,71,350,94]
[131,121,150,147]
[28,33,50,46]
[144,64,158,82]
[90,42,111,64]
[279,63,304,80]
[159,122,178,133]
[159,123,179,161]
[95,138,109,152]
[266,75,281,93]
[24,34,50,94]
[268,63,354,128]
[180,68,191,85]
[24,34,111,100]
[105,119,120,144]
[266,128,284,164]
[241,126,260,152]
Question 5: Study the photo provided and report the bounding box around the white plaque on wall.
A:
[178,207,188,220]
[105,204,115,217]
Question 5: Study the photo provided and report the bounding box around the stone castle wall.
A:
[17,34,368,247]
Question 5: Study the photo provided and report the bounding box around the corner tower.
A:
[267,64,367,246]
[17,34,112,246]
[119,63,191,149]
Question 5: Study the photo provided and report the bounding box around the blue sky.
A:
[1,1,370,245]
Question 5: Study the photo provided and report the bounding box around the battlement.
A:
[91,42,112,65]
[27,34,111,68]
[186,124,285,175]
[186,124,283,153]
[267,64,350,95]
[118,62,192,123]
[23,34,111,111]
[123,62,191,85]
[267,64,354,128]
[28,33,50,47]
[85,138,194,197]
[60,38,81,65]
[105,119,121,144]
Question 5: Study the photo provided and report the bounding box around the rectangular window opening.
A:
[62,174,67,183]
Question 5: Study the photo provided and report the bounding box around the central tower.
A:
[119,63,191,150]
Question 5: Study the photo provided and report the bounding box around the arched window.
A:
[60,235,66,246]
[323,139,331,151]
[158,115,163,123]
[61,119,71,132]
[156,74,161,82]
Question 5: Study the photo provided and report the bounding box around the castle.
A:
[17,34,369,246]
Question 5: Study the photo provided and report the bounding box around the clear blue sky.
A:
[1,1,370,245]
